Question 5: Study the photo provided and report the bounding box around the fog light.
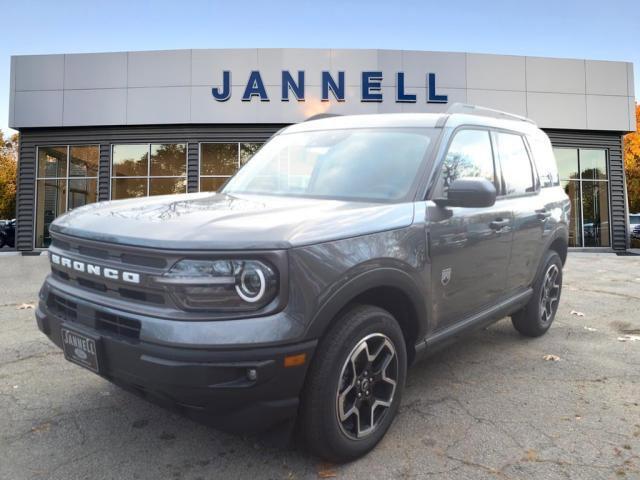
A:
[246,368,257,381]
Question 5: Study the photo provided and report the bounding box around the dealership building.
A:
[7,48,636,252]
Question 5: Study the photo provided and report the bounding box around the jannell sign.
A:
[212,71,449,104]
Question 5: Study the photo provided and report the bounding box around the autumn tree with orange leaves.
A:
[624,104,640,214]
[0,131,18,219]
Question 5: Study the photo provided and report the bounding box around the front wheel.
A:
[299,305,407,463]
[511,250,563,337]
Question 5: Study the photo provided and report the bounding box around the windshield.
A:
[631,216,640,225]
[223,128,436,202]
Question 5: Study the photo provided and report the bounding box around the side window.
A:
[495,132,536,196]
[529,133,560,188]
[434,129,495,198]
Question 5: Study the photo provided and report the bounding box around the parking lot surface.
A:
[1,252,639,479]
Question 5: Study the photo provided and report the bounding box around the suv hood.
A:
[51,192,415,250]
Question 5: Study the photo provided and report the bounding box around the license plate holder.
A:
[61,327,101,374]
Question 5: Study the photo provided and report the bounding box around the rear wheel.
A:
[299,305,407,462]
[512,250,563,337]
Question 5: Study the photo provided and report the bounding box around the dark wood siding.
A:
[98,144,110,201]
[15,124,285,251]
[544,129,627,251]
[16,136,36,251]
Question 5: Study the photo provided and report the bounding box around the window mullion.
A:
[147,143,151,196]
[66,145,70,212]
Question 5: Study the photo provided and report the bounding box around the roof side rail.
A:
[446,103,536,125]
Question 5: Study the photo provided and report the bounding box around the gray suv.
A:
[36,105,569,462]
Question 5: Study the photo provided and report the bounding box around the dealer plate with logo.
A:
[61,328,100,373]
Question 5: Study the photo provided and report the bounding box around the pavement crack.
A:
[0,350,61,368]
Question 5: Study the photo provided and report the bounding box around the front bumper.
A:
[36,286,316,433]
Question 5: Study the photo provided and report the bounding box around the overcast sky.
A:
[1,0,638,135]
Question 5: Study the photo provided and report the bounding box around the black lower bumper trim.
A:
[36,306,316,433]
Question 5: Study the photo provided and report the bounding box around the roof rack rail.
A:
[446,103,536,125]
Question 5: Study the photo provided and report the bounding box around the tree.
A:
[624,104,640,214]
[0,131,18,219]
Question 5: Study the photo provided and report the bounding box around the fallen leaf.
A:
[583,326,597,332]
[570,310,585,317]
[31,422,51,433]
[16,303,35,310]
[317,463,337,478]
[543,354,561,361]
[618,335,640,343]
[524,449,538,461]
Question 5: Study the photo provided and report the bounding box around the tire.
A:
[299,305,407,463]
[511,250,563,337]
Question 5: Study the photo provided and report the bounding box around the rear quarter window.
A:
[528,133,560,188]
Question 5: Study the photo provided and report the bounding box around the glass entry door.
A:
[554,148,610,247]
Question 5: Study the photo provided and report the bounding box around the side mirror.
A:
[435,178,497,208]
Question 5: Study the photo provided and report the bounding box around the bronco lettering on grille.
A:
[50,253,141,284]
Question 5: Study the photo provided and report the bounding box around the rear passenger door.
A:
[492,131,545,291]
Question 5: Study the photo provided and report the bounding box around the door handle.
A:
[536,209,552,220]
[489,218,510,230]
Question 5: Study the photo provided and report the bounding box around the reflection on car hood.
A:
[50,192,415,250]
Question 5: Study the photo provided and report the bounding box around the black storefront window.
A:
[35,146,99,248]
[199,143,262,192]
[111,143,187,200]
[554,148,610,248]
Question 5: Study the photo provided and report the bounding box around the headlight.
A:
[157,259,278,312]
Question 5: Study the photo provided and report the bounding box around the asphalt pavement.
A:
[1,252,639,479]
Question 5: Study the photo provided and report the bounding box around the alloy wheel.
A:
[540,264,560,324]
[335,333,398,440]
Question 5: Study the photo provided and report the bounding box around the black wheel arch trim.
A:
[304,267,429,351]
[540,226,569,270]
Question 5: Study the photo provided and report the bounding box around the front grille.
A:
[121,253,166,268]
[77,277,108,292]
[47,293,78,320]
[78,245,109,259]
[118,288,164,304]
[95,311,141,340]
[51,237,166,268]
[46,292,141,340]
[52,269,70,281]
[50,267,165,305]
